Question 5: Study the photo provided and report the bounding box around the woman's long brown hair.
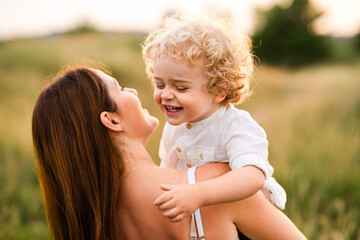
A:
[32,67,124,240]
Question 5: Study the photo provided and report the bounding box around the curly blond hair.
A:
[142,15,254,105]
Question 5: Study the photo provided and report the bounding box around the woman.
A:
[32,65,306,240]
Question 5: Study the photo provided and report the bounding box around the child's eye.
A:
[155,83,165,89]
[176,86,188,92]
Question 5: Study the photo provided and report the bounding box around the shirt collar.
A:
[185,104,233,129]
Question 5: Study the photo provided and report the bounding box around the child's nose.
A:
[161,88,174,100]
[124,87,138,96]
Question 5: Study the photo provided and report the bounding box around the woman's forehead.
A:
[92,69,117,85]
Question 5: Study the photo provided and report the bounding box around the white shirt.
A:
[159,105,286,209]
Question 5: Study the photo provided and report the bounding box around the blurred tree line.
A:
[64,19,98,35]
[54,0,360,67]
[252,0,360,67]
[355,32,360,53]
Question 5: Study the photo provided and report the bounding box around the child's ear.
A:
[213,94,226,103]
[100,111,124,132]
[213,80,229,103]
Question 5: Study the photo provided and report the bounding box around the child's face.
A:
[153,54,222,125]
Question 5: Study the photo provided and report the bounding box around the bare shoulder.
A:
[125,166,188,192]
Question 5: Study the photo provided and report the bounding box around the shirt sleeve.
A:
[224,111,274,179]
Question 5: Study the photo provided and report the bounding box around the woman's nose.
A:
[124,87,138,96]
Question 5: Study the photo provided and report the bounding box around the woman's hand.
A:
[153,183,203,222]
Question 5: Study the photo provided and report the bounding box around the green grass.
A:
[241,63,360,239]
[0,33,359,239]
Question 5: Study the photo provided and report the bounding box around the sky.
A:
[0,0,359,40]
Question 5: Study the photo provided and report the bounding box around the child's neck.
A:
[189,103,226,124]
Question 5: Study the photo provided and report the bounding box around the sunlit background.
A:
[1,0,360,39]
[0,0,359,239]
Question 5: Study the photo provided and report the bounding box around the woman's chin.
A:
[150,116,159,131]
[143,116,159,136]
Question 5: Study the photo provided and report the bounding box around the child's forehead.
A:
[153,54,209,81]
[156,51,207,68]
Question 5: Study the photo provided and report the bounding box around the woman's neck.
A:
[115,135,156,169]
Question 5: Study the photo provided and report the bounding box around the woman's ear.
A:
[100,111,124,132]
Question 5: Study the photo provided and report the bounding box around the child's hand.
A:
[153,183,202,222]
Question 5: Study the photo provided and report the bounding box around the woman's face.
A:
[94,69,159,140]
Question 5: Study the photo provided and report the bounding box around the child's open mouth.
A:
[164,105,183,114]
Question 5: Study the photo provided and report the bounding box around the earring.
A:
[121,124,125,130]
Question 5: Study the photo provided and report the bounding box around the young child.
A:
[142,15,286,222]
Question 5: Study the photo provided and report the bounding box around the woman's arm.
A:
[231,190,307,239]
[197,164,306,239]
[197,163,306,239]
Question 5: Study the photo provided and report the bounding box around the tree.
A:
[64,19,98,35]
[252,0,331,66]
[354,31,360,54]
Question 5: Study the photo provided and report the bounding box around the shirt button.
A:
[176,148,181,152]
[186,163,192,168]
[199,154,203,160]
[186,123,192,129]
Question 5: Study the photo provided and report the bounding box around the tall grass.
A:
[241,64,360,239]
[0,33,359,239]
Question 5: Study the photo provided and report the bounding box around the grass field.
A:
[0,33,359,239]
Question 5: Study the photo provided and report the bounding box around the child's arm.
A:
[153,165,265,222]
